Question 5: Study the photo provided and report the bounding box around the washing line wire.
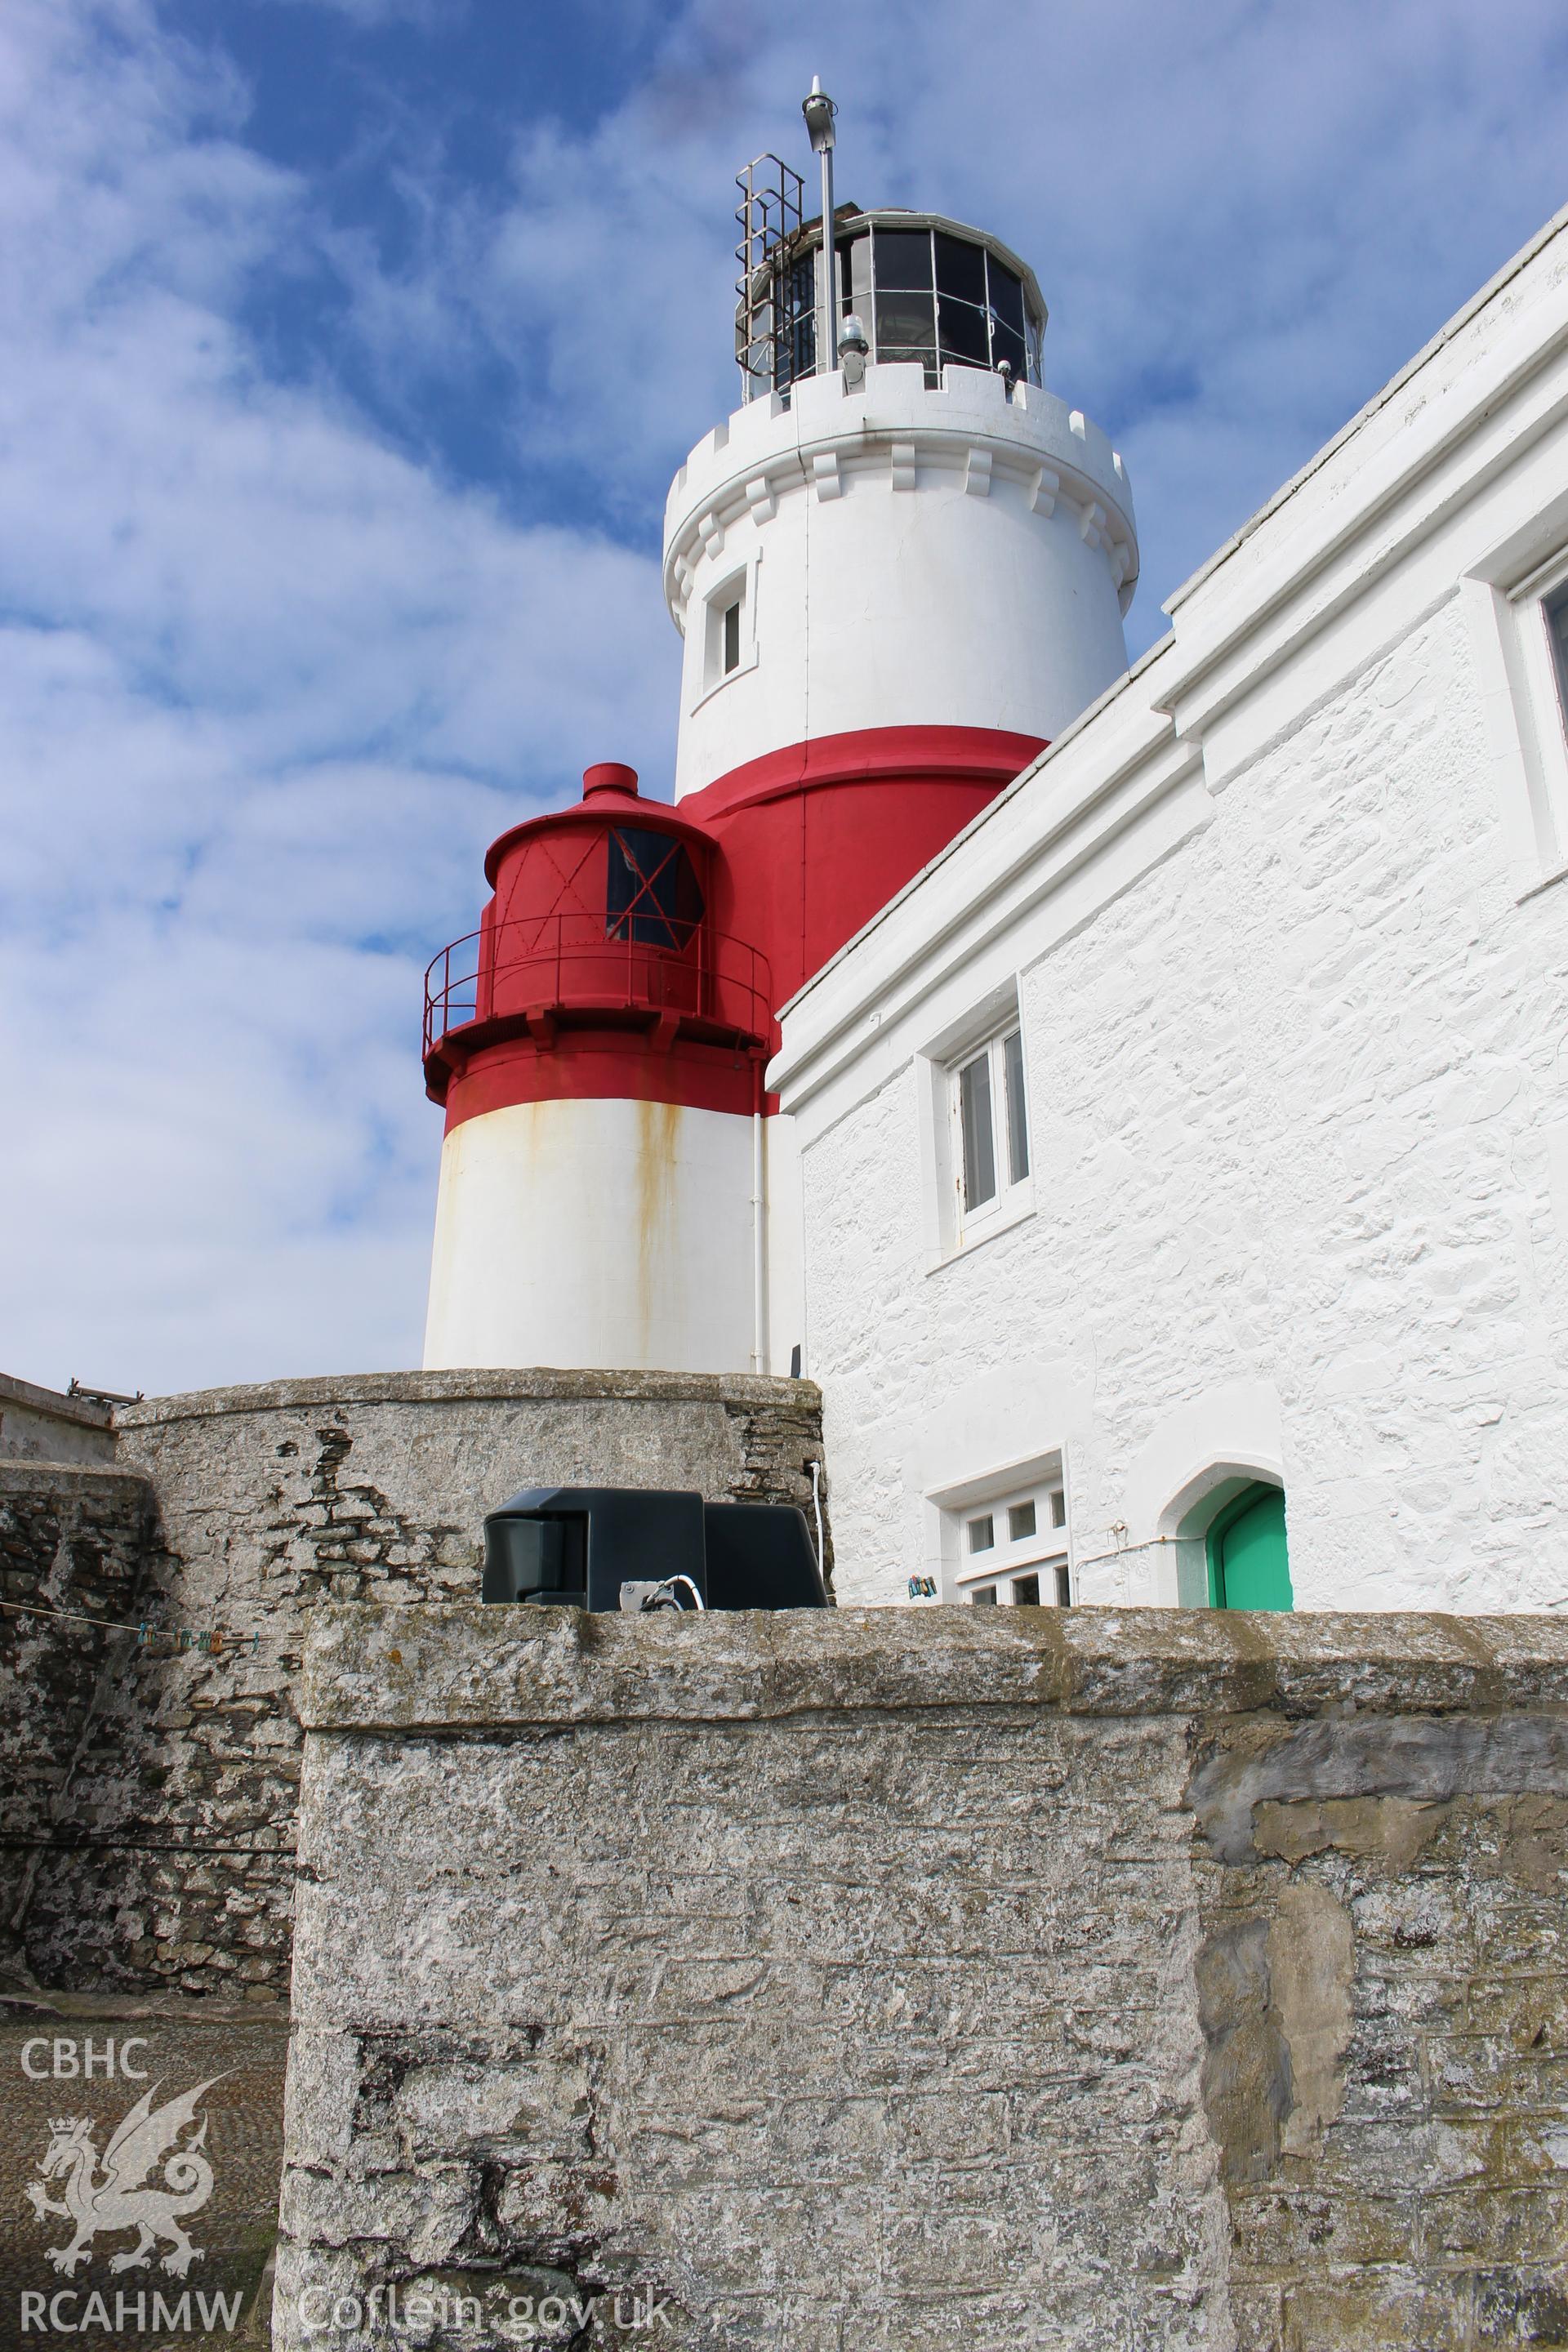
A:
[0,1595,267,1652]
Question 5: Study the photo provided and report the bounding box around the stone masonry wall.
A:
[0,1463,154,1980]
[7,1370,826,2006]
[278,1603,1568,2352]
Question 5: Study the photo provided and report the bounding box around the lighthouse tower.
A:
[421,95,1138,1377]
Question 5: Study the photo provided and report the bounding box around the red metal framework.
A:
[424,912,773,1067]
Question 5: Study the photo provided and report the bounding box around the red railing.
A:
[424,912,774,1059]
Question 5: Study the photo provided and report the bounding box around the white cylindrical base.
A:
[424,1098,804,1377]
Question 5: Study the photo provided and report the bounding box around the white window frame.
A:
[924,1448,1072,1607]
[1534,564,1568,795]
[947,1019,1031,1253]
[954,1477,1070,1606]
[916,983,1037,1267]
[694,555,760,706]
[1462,531,1568,898]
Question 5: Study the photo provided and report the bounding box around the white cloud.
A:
[261,0,451,23]
[347,0,1568,626]
[3,0,1567,1395]
[0,0,675,1393]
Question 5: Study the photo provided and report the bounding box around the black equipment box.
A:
[481,1485,826,1613]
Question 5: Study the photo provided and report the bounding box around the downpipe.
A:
[751,1054,767,1374]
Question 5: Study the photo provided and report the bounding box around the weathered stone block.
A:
[275,1603,1568,2348]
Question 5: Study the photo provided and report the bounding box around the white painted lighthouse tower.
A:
[422,91,1138,1377]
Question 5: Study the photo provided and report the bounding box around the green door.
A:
[1207,1483,1293,1611]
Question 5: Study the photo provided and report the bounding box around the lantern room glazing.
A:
[736,182,1046,400]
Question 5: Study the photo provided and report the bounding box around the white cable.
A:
[642,1575,706,1613]
[809,1459,825,1574]
[1069,1534,1182,1574]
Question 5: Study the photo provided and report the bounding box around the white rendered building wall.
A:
[424,1098,808,1378]
[773,203,1568,1614]
[791,599,1568,1615]
[663,363,1137,798]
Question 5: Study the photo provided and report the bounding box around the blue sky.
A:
[2,0,1566,1395]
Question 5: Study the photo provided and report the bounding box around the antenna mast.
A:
[801,77,839,384]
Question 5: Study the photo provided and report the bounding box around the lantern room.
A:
[736,163,1048,400]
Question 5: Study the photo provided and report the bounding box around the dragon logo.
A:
[25,2076,223,2278]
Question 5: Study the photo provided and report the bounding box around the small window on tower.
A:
[702,570,752,697]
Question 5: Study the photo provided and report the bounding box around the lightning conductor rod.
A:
[802,76,838,381]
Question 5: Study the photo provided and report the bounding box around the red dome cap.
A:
[582,763,639,799]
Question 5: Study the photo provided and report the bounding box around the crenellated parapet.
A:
[664,362,1138,626]
[662,360,1138,800]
